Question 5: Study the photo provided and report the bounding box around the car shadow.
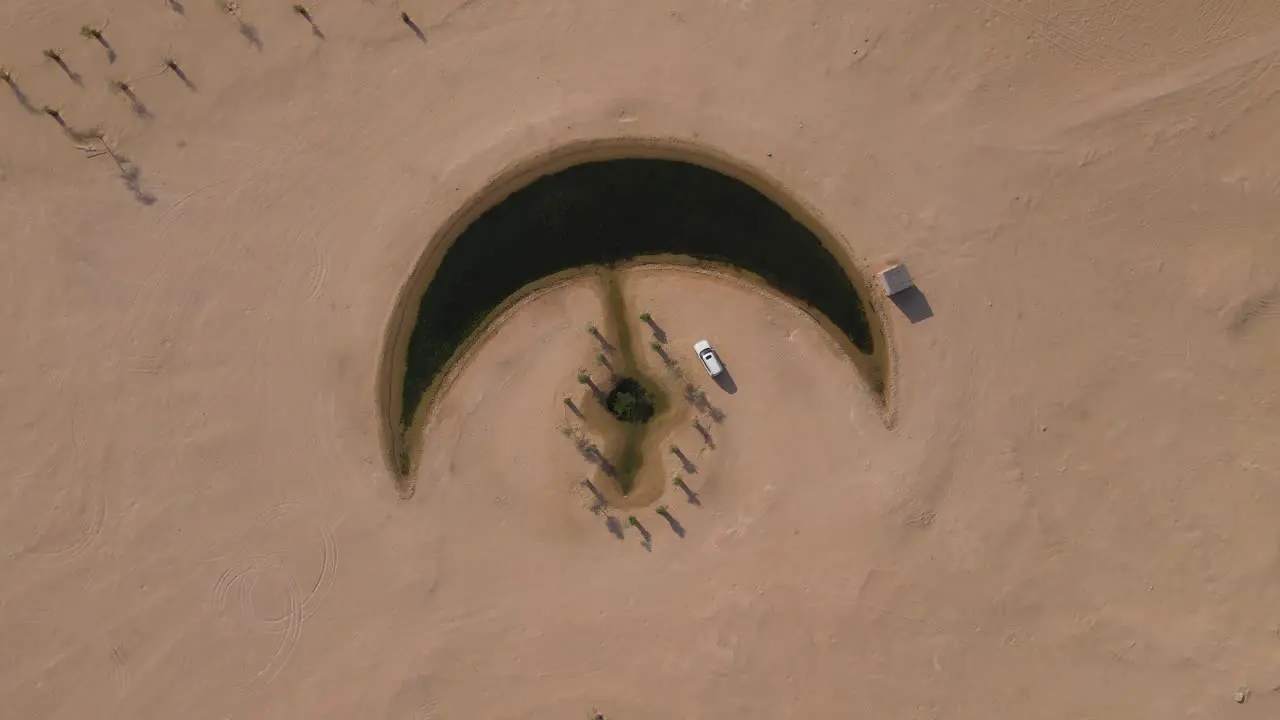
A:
[713,367,738,394]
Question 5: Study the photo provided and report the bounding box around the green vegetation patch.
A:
[399,158,878,434]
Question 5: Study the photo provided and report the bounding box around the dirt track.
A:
[3,0,1280,717]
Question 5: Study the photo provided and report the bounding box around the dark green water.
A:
[397,158,878,436]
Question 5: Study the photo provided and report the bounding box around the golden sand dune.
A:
[2,0,1280,717]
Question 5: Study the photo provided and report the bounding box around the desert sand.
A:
[3,0,1280,717]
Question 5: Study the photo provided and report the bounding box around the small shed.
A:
[878,263,914,296]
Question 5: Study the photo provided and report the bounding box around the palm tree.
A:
[639,312,652,323]
[656,505,670,517]
[627,515,638,527]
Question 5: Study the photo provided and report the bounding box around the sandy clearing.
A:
[3,0,1280,717]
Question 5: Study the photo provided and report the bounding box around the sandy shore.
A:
[3,0,1280,717]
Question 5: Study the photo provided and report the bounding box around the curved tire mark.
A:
[210,554,304,693]
[386,675,437,720]
[22,413,107,561]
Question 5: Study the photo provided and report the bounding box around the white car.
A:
[693,340,725,377]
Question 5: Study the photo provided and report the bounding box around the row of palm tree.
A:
[4,0,428,136]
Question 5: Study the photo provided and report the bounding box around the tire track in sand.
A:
[108,145,299,373]
[385,675,437,719]
[981,0,1279,67]
[206,503,338,694]
[211,554,304,693]
[302,243,330,304]
[107,180,235,374]
[13,410,108,562]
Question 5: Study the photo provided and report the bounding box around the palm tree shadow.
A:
[693,421,715,449]
[118,160,157,205]
[643,317,668,344]
[589,329,615,354]
[581,479,607,514]
[670,446,697,474]
[563,398,584,419]
[401,13,426,42]
[659,511,685,538]
[681,487,701,506]
[92,35,118,63]
[589,448,616,477]
[166,0,186,15]
[4,78,37,113]
[630,519,652,551]
[238,21,264,50]
[604,515,624,540]
[118,87,152,119]
[53,58,83,86]
[171,66,196,91]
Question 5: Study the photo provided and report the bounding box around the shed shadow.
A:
[890,286,934,323]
